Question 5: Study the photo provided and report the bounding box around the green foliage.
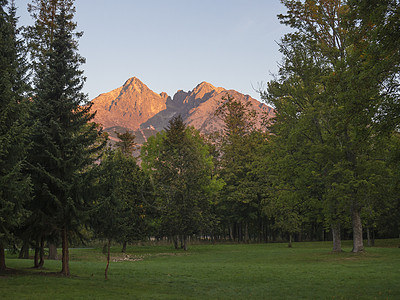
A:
[24,1,105,274]
[0,0,31,268]
[141,116,222,247]
[26,0,78,68]
[264,0,400,251]
[0,0,398,274]
[215,94,270,242]
[140,130,166,176]
[91,149,149,244]
[115,130,137,156]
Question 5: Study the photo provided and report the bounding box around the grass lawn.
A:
[1,239,399,299]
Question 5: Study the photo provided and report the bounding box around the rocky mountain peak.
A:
[193,81,215,92]
[171,90,189,104]
[121,77,148,93]
[90,76,167,130]
[190,81,224,101]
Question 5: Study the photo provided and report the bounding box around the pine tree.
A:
[115,130,137,157]
[142,115,221,250]
[0,0,30,271]
[26,1,104,275]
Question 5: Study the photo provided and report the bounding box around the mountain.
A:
[90,77,168,130]
[90,77,274,138]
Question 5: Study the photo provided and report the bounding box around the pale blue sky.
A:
[16,0,289,101]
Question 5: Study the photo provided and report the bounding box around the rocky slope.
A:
[90,77,168,130]
[90,77,274,138]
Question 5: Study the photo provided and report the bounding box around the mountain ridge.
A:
[90,77,274,138]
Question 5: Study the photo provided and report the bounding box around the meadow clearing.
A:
[1,239,399,299]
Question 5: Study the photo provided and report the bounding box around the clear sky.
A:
[15,0,289,101]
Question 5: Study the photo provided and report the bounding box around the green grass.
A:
[1,239,399,299]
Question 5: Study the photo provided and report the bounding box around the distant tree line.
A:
[0,0,399,276]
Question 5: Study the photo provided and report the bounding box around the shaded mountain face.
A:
[90,77,274,137]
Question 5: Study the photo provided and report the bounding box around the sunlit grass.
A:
[1,239,399,299]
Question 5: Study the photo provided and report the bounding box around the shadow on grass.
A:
[0,267,79,278]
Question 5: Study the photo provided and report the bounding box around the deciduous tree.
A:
[91,149,148,279]
[264,0,399,252]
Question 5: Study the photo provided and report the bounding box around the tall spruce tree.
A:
[0,0,30,271]
[26,1,104,275]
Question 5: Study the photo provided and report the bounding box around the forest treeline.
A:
[0,0,399,276]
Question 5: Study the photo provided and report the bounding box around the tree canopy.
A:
[141,115,223,250]
[263,0,400,252]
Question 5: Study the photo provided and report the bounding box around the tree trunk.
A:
[105,239,111,280]
[332,223,342,252]
[352,206,364,253]
[33,242,39,268]
[229,224,234,241]
[19,241,29,259]
[38,236,45,268]
[271,229,276,242]
[288,233,292,248]
[0,245,6,271]
[121,241,127,253]
[183,235,188,251]
[60,227,70,276]
[48,243,57,260]
[173,236,179,250]
[367,227,372,247]
[372,229,375,246]
[244,223,249,243]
